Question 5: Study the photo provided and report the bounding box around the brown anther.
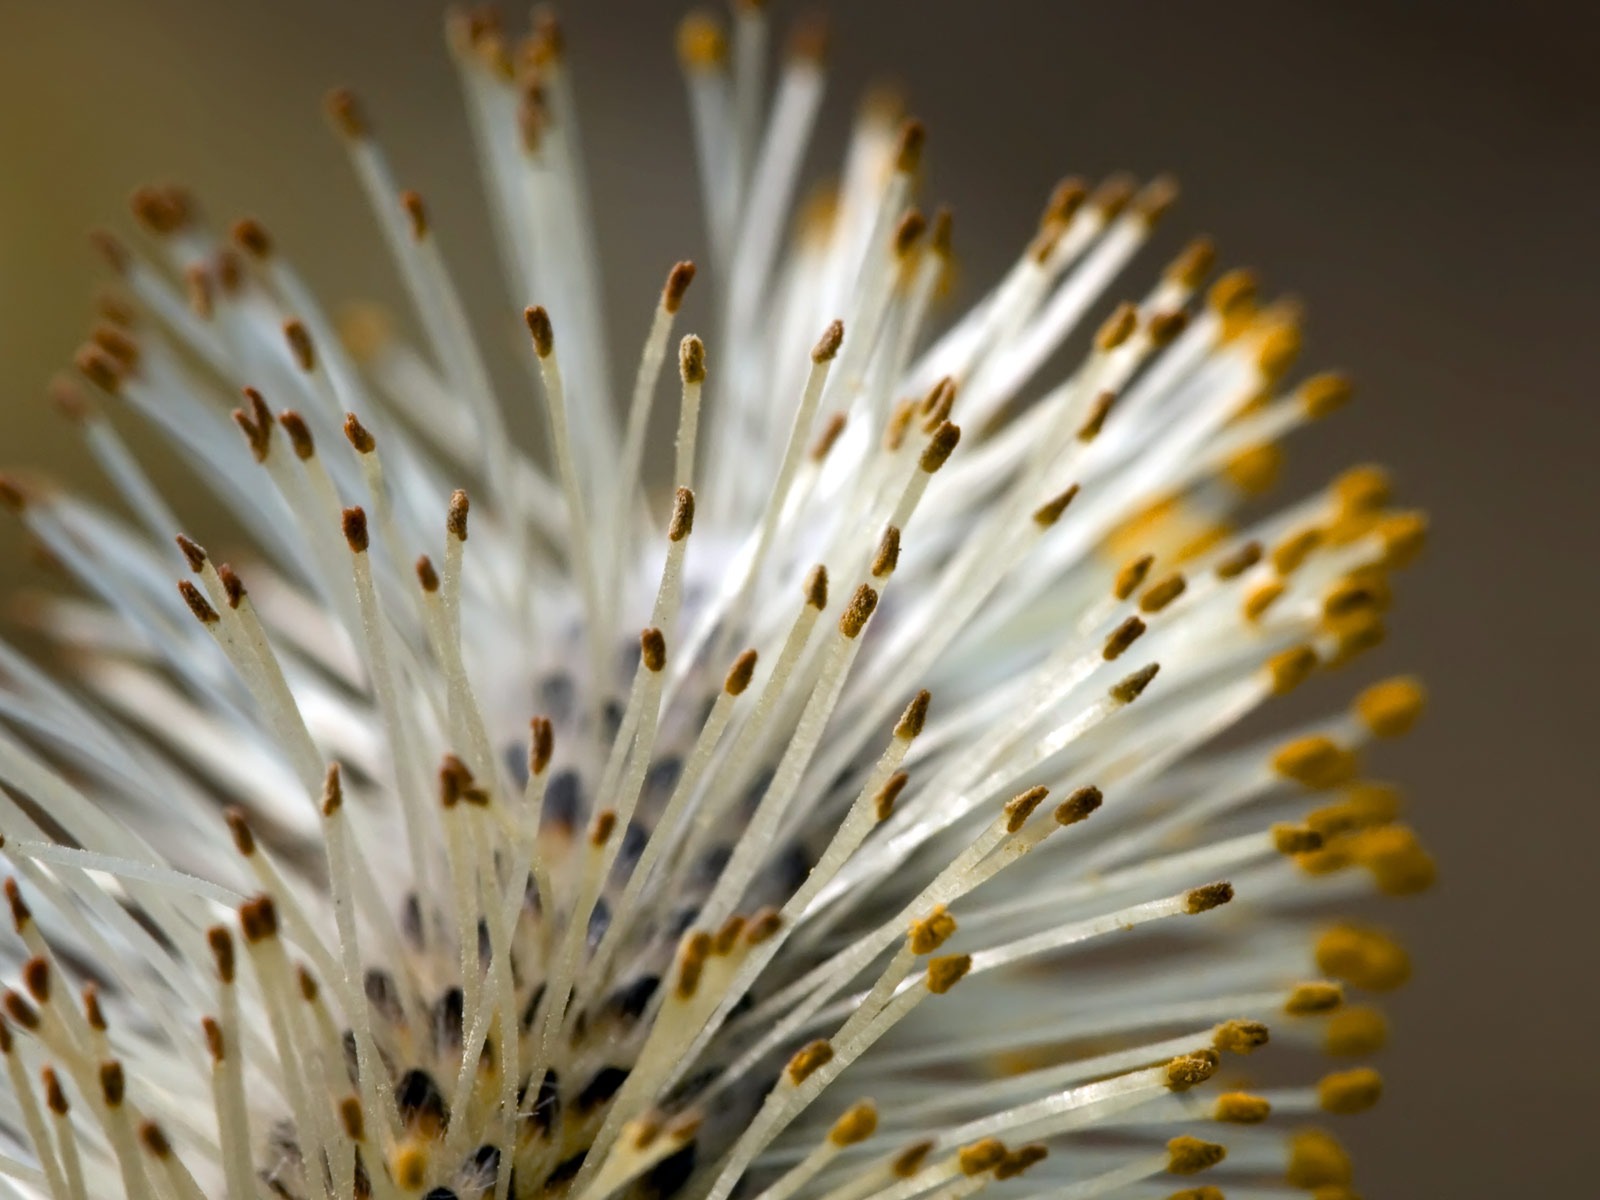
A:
[1285,982,1345,1015]
[1140,573,1187,614]
[324,88,368,138]
[1114,553,1155,600]
[1095,302,1139,352]
[184,265,214,321]
[296,966,319,1004]
[524,306,554,357]
[1134,175,1180,225]
[238,894,279,943]
[1272,824,1324,855]
[895,689,932,739]
[343,412,376,455]
[206,926,236,985]
[676,11,729,69]
[1185,882,1234,914]
[1214,540,1262,580]
[1271,526,1324,575]
[891,1141,934,1178]
[339,1096,366,1143]
[1214,1092,1272,1123]
[994,1144,1049,1180]
[3,880,29,933]
[1032,484,1081,528]
[1273,736,1359,790]
[81,986,106,1032]
[811,319,845,363]
[21,958,49,1004]
[919,421,961,473]
[341,507,369,554]
[1166,237,1217,289]
[1042,177,1089,228]
[679,334,707,384]
[1302,372,1354,419]
[1165,1049,1220,1091]
[178,580,219,625]
[447,489,470,541]
[744,908,783,945]
[804,564,829,609]
[1091,173,1137,220]
[321,763,344,818]
[663,261,697,314]
[871,526,901,578]
[712,915,746,956]
[908,905,956,955]
[807,410,849,461]
[893,210,927,258]
[174,534,207,573]
[89,228,130,274]
[1286,1129,1352,1189]
[1319,1067,1382,1114]
[42,1067,69,1115]
[1077,391,1116,441]
[725,649,759,696]
[786,10,830,63]
[668,487,696,543]
[1003,785,1050,833]
[926,953,971,994]
[1268,645,1319,694]
[589,810,618,848]
[1325,1006,1389,1056]
[1354,677,1425,738]
[829,1101,878,1147]
[415,555,440,593]
[528,717,554,777]
[675,931,712,999]
[1212,1019,1270,1055]
[1207,268,1258,317]
[1242,580,1285,622]
[1166,1136,1226,1175]
[1147,309,1190,348]
[1111,662,1160,703]
[2,991,38,1029]
[75,345,123,395]
[1316,923,1410,991]
[399,190,428,240]
[640,627,667,673]
[875,772,909,822]
[838,585,879,639]
[1054,785,1103,825]
[957,1138,1006,1176]
[894,119,926,174]
[785,1040,833,1085]
[231,217,273,261]
[1103,615,1147,661]
[278,410,316,460]
[99,1060,126,1107]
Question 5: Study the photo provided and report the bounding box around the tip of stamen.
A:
[894,119,926,174]
[919,421,961,473]
[1215,1092,1272,1123]
[829,1101,878,1146]
[669,487,696,542]
[278,410,316,460]
[529,717,555,777]
[177,580,219,625]
[1054,785,1103,825]
[1032,484,1080,528]
[677,11,729,70]
[175,534,207,573]
[1285,981,1345,1016]
[524,306,554,357]
[804,564,829,610]
[1095,302,1139,352]
[663,260,697,314]
[895,689,932,739]
[640,628,667,673]
[1184,881,1234,914]
[926,953,971,994]
[448,489,470,541]
[324,88,368,139]
[1003,786,1049,833]
[787,11,830,64]
[838,584,879,639]
[1110,662,1160,704]
[1166,1136,1226,1176]
[1212,1019,1270,1055]
[812,319,845,363]
[725,649,759,696]
[341,506,370,554]
[1165,1049,1220,1091]
[343,412,376,455]
[871,526,901,578]
[679,334,707,383]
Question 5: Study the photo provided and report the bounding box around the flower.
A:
[0,5,1433,1200]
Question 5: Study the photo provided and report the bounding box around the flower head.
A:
[0,6,1431,1200]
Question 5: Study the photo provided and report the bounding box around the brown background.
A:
[2,2,1595,1195]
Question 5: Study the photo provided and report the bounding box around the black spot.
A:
[363,970,403,1024]
[504,741,530,789]
[433,987,465,1050]
[471,1144,501,1177]
[575,1065,630,1113]
[422,1191,459,1200]
[539,673,575,722]
[642,1141,697,1200]
[587,897,611,948]
[521,984,547,1031]
[402,894,425,947]
[477,918,493,966]
[524,1068,560,1136]
[607,974,660,1021]
[741,767,776,816]
[542,771,584,832]
[619,819,650,868]
[601,699,626,741]
[397,1068,447,1131]
[645,756,683,798]
[692,845,731,888]
[544,1149,588,1189]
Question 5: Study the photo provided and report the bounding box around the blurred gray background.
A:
[2,2,1596,1194]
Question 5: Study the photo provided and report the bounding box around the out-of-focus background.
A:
[2,1,1595,1194]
